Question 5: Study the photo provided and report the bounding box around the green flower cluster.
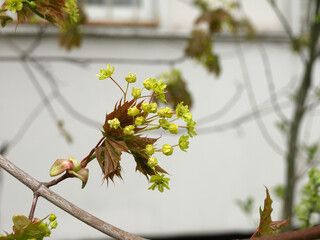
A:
[96,64,197,192]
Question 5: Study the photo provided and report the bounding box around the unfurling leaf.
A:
[0,214,57,239]
[251,187,289,238]
[50,159,74,177]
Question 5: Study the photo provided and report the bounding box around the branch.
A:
[240,224,320,240]
[0,154,148,240]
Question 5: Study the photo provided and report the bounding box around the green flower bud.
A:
[147,156,158,169]
[162,144,173,156]
[135,116,145,126]
[143,78,156,90]
[49,214,57,222]
[125,73,137,83]
[179,134,189,152]
[159,118,170,130]
[50,221,58,229]
[149,103,158,113]
[142,102,150,112]
[169,124,178,134]
[128,106,140,117]
[158,107,173,118]
[108,117,121,129]
[145,144,155,155]
[131,87,141,98]
[123,125,135,135]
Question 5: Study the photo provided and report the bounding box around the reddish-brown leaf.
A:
[95,138,128,183]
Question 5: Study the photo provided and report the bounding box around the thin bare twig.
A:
[235,41,284,155]
[0,154,148,240]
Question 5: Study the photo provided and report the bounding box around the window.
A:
[82,0,157,25]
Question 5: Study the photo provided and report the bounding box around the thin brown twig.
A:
[0,154,148,240]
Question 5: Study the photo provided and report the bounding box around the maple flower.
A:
[131,87,141,98]
[147,156,158,169]
[4,0,25,13]
[169,124,178,134]
[143,78,156,90]
[148,174,170,192]
[135,116,145,126]
[158,107,173,118]
[152,79,167,103]
[127,106,140,117]
[176,102,193,122]
[50,221,58,229]
[179,135,189,152]
[159,118,170,130]
[96,64,115,80]
[125,73,137,83]
[150,103,158,113]
[123,125,135,135]
[187,120,197,137]
[162,144,173,156]
[49,214,56,222]
[108,118,120,129]
[145,144,155,155]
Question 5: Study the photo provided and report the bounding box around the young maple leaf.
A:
[251,187,290,238]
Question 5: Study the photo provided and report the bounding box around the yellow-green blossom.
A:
[152,79,167,103]
[49,214,57,222]
[187,120,197,137]
[145,144,155,155]
[162,144,173,156]
[108,117,120,129]
[50,221,58,229]
[142,102,150,112]
[128,106,140,117]
[158,107,173,118]
[176,102,193,122]
[149,103,158,113]
[169,124,178,134]
[135,116,145,126]
[96,64,115,80]
[123,125,135,135]
[159,118,170,130]
[4,0,25,13]
[131,87,141,98]
[147,156,158,169]
[143,78,156,90]
[125,73,137,83]
[148,174,170,192]
[179,135,189,152]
